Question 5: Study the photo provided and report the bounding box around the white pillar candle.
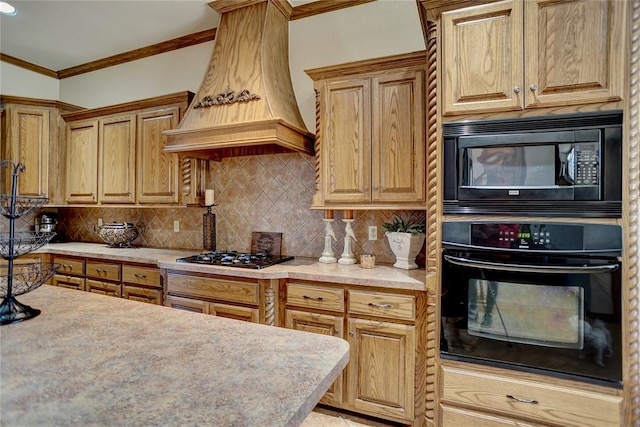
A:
[205,189,215,206]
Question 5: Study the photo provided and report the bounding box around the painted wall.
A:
[0,61,59,100]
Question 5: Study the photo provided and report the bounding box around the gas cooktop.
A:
[176,250,294,269]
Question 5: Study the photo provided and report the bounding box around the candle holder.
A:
[319,218,337,263]
[338,218,357,265]
[203,204,217,252]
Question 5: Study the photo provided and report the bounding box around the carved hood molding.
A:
[163,0,314,160]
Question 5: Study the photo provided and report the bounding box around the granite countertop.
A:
[1,286,349,426]
[38,242,429,291]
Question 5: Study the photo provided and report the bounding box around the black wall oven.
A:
[443,111,623,217]
[441,221,622,387]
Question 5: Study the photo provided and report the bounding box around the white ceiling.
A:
[0,1,313,72]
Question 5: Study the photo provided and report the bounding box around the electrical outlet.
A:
[368,225,378,241]
[97,218,103,227]
[173,220,180,232]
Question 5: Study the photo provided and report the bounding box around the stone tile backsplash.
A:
[1,153,426,265]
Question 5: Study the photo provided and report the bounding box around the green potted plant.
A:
[382,215,426,270]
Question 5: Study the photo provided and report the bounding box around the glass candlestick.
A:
[338,219,357,265]
[319,218,337,263]
[203,205,217,252]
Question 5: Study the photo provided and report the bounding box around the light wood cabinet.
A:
[50,255,162,304]
[62,92,202,206]
[164,271,261,323]
[136,108,180,204]
[440,363,623,427]
[285,282,345,405]
[306,51,426,209]
[283,280,424,425]
[99,114,136,203]
[1,96,80,204]
[66,120,99,204]
[52,255,85,291]
[441,0,626,116]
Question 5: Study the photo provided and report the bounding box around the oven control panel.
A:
[442,221,622,255]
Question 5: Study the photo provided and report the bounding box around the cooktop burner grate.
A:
[176,250,294,269]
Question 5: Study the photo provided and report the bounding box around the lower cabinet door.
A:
[347,318,415,421]
[165,295,210,314]
[85,278,121,297]
[441,405,538,427]
[286,309,345,405]
[211,302,259,323]
[53,274,85,291]
[122,284,162,305]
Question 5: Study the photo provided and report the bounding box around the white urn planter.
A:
[385,232,425,270]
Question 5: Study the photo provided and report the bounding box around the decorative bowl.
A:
[95,222,143,248]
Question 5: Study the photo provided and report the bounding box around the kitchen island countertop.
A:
[37,242,429,291]
[0,286,349,426]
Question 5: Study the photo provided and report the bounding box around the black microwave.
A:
[443,111,623,217]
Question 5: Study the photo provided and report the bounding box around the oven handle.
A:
[443,255,619,274]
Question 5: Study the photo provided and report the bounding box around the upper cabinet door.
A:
[372,70,425,203]
[99,115,136,203]
[442,0,524,115]
[136,108,180,204]
[524,0,625,108]
[66,120,99,204]
[2,107,50,198]
[320,78,372,204]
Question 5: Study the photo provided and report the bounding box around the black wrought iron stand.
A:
[0,160,60,325]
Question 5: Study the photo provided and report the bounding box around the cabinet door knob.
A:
[349,331,354,337]
[513,86,521,93]
[529,84,538,92]
[334,329,340,335]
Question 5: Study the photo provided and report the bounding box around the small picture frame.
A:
[251,232,282,256]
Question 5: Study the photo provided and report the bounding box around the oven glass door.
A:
[441,250,622,386]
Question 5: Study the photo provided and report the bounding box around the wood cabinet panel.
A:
[54,256,85,276]
[166,272,259,305]
[286,282,345,312]
[53,275,85,291]
[136,108,180,204]
[165,294,211,314]
[1,107,50,197]
[441,0,625,115]
[85,278,121,297]
[441,365,622,427]
[99,115,136,203]
[441,405,538,427]
[85,260,121,281]
[66,120,99,203]
[211,302,259,323]
[372,70,425,203]
[122,265,161,288]
[348,290,415,321]
[122,284,162,305]
[347,317,415,421]
[321,78,371,203]
[286,309,345,404]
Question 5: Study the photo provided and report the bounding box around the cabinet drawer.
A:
[122,264,160,288]
[287,283,344,312]
[53,274,85,291]
[86,260,121,281]
[441,405,537,427]
[442,366,622,427]
[54,256,85,276]
[122,284,163,305]
[348,290,415,321]
[86,278,121,297]
[166,273,259,305]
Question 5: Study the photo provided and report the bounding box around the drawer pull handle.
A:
[303,295,324,301]
[368,302,392,308]
[134,274,147,278]
[506,395,538,404]
[96,269,107,273]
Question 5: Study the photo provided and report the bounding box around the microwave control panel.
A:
[573,143,600,186]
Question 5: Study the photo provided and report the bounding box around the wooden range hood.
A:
[163,0,314,161]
